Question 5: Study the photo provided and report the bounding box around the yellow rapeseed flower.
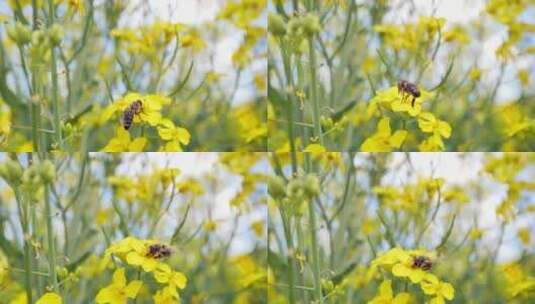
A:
[101,127,147,152]
[96,268,142,304]
[367,86,435,117]
[102,93,171,129]
[420,275,455,304]
[157,119,191,151]
[501,262,535,298]
[361,118,407,152]
[368,280,411,304]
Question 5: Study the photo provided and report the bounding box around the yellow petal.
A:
[378,279,393,298]
[176,127,191,145]
[172,271,188,289]
[377,117,392,135]
[112,268,126,287]
[304,143,326,153]
[393,292,411,304]
[438,121,452,138]
[129,137,147,151]
[392,263,409,277]
[36,292,62,304]
[440,282,455,300]
[390,130,407,148]
[96,286,118,303]
[124,280,143,298]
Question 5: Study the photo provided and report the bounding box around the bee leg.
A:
[411,96,416,107]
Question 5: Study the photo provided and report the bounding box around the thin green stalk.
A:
[304,155,323,303]
[14,189,33,303]
[280,43,298,173]
[48,0,62,149]
[280,209,296,304]
[31,0,41,153]
[44,185,59,291]
[308,34,324,146]
[308,197,323,303]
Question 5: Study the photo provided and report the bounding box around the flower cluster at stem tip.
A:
[101,93,190,152]
[98,237,187,303]
[363,86,452,152]
[369,247,454,304]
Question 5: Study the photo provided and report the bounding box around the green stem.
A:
[304,156,323,302]
[308,34,324,146]
[44,185,59,291]
[308,197,323,302]
[14,189,33,303]
[280,42,298,172]
[48,0,62,149]
[280,209,296,304]
[30,0,41,153]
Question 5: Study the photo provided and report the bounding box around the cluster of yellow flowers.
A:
[107,168,179,209]
[486,0,535,59]
[374,17,445,52]
[484,153,535,222]
[500,262,535,300]
[219,0,266,68]
[111,21,205,59]
[0,99,11,147]
[98,237,187,304]
[7,0,84,14]
[369,248,454,304]
[363,86,452,151]
[373,178,444,213]
[100,93,190,152]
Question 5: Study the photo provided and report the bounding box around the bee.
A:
[122,100,143,130]
[397,80,421,107]
[146,243,172,259]
[411,255,433,271]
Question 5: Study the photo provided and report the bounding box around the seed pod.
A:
[268,13,287,37]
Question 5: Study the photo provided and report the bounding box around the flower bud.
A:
[56,266,69,278]
[321,116,334,130]
[288,17,303,35]
[302,13,321,35]
[321,279,334,293]
[268,13,286,37]
[7,22,32,45]
[31,30,47,46]
[0,159,23,186]
[286,178,304,198]
[303,174,320,198]
[22,165,41,189]
[49,24,64,46]
[268,175,286,199]
[39,160,56,183]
